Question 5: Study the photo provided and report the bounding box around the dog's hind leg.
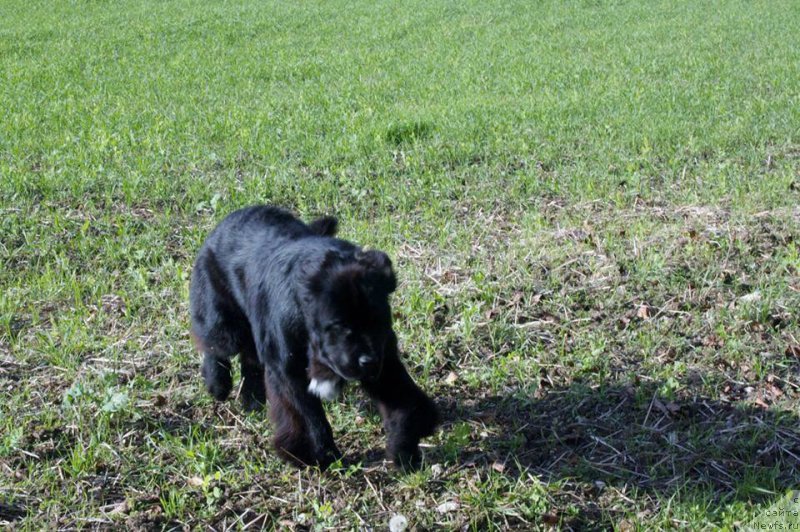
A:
[239,340,266,411]
[191,310,246,403]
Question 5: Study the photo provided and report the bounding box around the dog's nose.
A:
[359,355,379,375]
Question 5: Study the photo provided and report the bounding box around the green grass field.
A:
[2,0,800,528]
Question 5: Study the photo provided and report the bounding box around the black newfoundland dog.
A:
[189,206,439,469]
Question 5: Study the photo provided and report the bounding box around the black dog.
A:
[189,205,439,468]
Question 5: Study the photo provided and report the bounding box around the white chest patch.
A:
[308,378,342,401]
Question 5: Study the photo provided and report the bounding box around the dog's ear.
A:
[308,216,338,237]
[355,249,396,296]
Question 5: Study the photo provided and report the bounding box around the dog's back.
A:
[192,205,338,301]
[204,205,324,248]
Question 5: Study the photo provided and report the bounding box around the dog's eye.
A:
[324,323,346,337]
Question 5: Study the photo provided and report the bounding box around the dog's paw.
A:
[308,377,342,401]
[240,394,266,413]
[202,354,233,401]
[275,437,342,469]
[389,445,422,472]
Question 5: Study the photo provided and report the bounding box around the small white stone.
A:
[308,378,340,401]
[739,291,762,303]
[437,501,459,513]
[389,514,408,532]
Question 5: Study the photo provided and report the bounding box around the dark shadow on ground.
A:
[429,381,800,527]
[0,501,28,525]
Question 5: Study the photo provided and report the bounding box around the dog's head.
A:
[302,249,396,381]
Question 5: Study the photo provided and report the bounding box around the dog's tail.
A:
[308,216,338,237]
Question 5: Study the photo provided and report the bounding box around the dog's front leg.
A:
[361,332,439,470]
[265,366,341,468]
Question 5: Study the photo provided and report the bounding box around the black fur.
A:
[189,205,439,469]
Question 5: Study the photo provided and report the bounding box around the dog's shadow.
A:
[428,380,800,520]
